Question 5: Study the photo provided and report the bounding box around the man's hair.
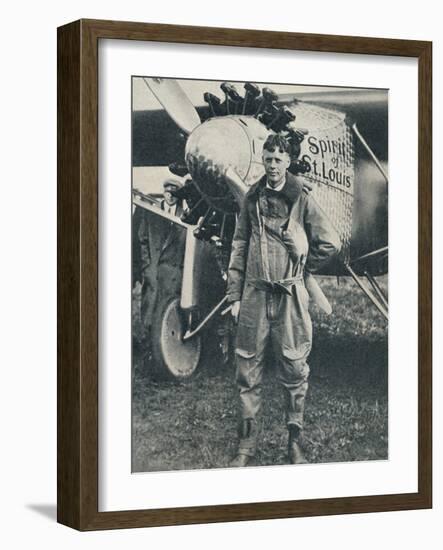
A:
[263,134,291,155]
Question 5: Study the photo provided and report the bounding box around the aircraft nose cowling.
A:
[185,116,268,212]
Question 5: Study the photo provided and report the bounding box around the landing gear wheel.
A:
[152,297,202,380]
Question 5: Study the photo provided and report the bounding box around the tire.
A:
[151,297,202,380]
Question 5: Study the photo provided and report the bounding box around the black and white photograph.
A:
[131,77,388,473]
[2,0,438,542]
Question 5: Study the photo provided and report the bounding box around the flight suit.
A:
[227,172,341,457]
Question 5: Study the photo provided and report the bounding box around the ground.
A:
[132,275,388,472]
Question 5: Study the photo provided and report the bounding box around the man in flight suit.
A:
[227,134,341,467]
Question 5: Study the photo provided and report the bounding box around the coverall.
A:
[227,172,341,456]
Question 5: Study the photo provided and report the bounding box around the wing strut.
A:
[365,270,388,310]
[344,263,388,320]
[352,123,389,184]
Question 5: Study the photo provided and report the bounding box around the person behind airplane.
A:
[136,177,186,358]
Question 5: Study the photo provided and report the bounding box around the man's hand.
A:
[231,301,241,324]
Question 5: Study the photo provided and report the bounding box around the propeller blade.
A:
[143,78,201,135]
[305,273,332,315]
[224,167,250,207]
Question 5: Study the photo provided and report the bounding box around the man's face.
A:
[164,186,179,206]
[262,147,291,187]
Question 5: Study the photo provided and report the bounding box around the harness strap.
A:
[249,275,304,295]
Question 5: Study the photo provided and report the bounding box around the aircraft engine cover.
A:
[185,116,269,213]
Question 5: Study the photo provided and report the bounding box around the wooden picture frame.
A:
[57,19,432,530]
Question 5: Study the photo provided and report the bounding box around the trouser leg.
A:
[278,354,310,430]
[233,290,269,457]
[140,276,156,351]
[274,335,311,430]
[272,290,312,431]
[234,338,268,456]
[272,300,311,464]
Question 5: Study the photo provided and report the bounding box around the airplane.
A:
[132,77,388,380]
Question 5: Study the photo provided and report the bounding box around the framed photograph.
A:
[57,19,432,530]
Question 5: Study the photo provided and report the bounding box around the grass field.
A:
[132,275,388,472]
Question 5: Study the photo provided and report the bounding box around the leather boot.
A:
[288,425,308,464]
[229,453,251,468]
[229,419,256,467]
